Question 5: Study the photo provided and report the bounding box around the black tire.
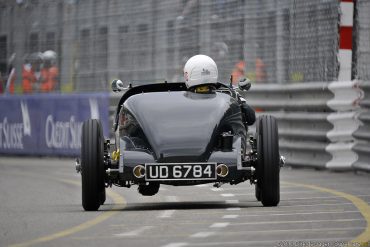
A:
[138,183,160,196]
[81,119,106,211]
[99,190,106,205]
[255,185,261,201]
[256,115,280,207]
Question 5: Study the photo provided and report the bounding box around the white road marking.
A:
[279,202,353,207]
[184,207,352,218]
[210,222,230,228]
[159,196,178,218]
[225,199,239,204]
[221,193,235,197]
[55,171,80,177]
[158,210,176,218]
[190,232,215,238]
[195,184,209,187]
[211,188,223,192]
[231,218,364,226]
[208,185,294,192]
[285,194,370,201]
[203,226,364,235]
[226,207,241,211]
[114,226,153,237]
[234,190,318,196]
[237,210,359,217]
[165,196,179,202]
[222,215,239,219]
[162,243,188,247]
[220,208,352,215]
[159,187,168,191]
[110,224,126,227]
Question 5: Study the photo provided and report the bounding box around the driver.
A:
[183,54,255,126]
[183,54,218,94]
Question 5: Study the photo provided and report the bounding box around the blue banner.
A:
[0,93,109,156]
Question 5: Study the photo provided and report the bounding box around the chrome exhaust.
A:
[133,165,145,178]
[216,164,229,177]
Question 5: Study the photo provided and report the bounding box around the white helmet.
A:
[183,54,218,88]
[43,50,57,64]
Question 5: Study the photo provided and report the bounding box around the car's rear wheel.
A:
[256,115,280,207]
[255,184,261,201]
[81,119,106,211]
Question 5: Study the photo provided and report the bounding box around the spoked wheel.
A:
[81,119,106,211]
[255,115,280,207]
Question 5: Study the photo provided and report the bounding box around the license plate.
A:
[145,163,217,181]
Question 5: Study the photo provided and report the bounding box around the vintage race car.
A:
[76,80,284,211]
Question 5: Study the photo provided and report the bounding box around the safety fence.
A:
[0,0,347,93]
[245,83,334,169]
[0,93,109,156]
[353,81,370,172]
[247,81,369,172]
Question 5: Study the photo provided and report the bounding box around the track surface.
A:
[0,157,369,247]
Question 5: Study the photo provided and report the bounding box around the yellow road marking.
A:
[6,175,370,246]
[9,179,126,247]
[283,181,370,245]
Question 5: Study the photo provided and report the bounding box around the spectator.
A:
[40,50,59,92]
[22,53,43,94]
[255,58,266,82]
[231,60,245,85]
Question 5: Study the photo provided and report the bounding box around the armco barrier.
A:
[242,82,334,169]
[0,93,109,156]
[242,82,332,112]
[353,81,370,172]
[326,80,363,170]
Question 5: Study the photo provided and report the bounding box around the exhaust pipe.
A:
[133,165,145,178]
[216,164,229,177]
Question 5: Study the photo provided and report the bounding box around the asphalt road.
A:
[0,157,369,247]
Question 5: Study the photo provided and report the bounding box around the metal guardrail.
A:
[325,81,363,170]
[247,83,333,169]
[244,82,333,112]
[353,81,370,172]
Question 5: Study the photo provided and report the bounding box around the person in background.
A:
[255,58,266,82]
[231,60,246,85]
[40,50,59,92]
[22,53,43,94]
